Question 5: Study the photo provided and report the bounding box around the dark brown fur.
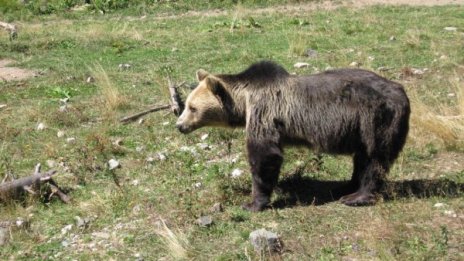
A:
[179,61,410,211]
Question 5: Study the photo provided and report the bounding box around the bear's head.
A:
[176,69,228,134]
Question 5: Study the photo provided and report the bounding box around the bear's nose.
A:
[176,124,188,134]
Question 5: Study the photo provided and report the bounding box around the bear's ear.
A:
[204,76,221,95]
[196,69,210,82]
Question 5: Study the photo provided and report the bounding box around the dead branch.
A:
[119,78,185,123]
[0,164,70,204]
[119,104,171,124]
[168,77,185,116]
[0,21,18,40]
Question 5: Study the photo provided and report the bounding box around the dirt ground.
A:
[0,59,36,82]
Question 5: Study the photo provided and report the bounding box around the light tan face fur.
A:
[176,71,226,134]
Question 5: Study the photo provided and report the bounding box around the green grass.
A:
[1,1,464,260]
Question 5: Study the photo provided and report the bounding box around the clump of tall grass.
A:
[91,63,127,117]
[154,219,191,260]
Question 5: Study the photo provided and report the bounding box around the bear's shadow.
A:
[271,174,464,209]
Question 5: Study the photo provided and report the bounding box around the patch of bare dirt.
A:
[0,59,37,82]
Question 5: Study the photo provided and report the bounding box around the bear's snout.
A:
[176,123,192,134]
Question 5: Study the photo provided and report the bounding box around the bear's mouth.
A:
[176,124,193,134]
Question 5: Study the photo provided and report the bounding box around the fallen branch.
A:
[0,21,18,40]
[119,104,171,124]
[119,78,185,123]
[0,164,70,203]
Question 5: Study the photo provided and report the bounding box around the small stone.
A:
[294,62,309,69]
[194,182,202,188]
[138,118,145,125]
[439,55,448,60]
[368,56,374,61]
[136,146,145,152]
[249,229,282,253]
[132,179,139,186]
[444,210,457,218]
[389,36,396,41]
[434,203,445,208]
[112,138,123,146]
[162,121,169,126]
[231,169,243,178]
[158,153,167,161]
[108,159,120,170]
[0,104,7,110]
[57,130,65,138]
[349,62,360,67]
[197,143,211,150]
[61,240,70,247]
[74,216,89,229]
[66,137,76,144]
[447,93,456,98]
[146,157,155,163]
[210,203,223,213]
[171,47,178,52]
[61,224,73,235]
[36,123,46,131]
[46,160,56,168]
[92,232,110,239]
[411,68,425,75]
[86,76,95,83]
[305,49,318,58]
[118,63,131,70]
[444,27,457,32]
[15,218,25,228]
[201,133,209,140]
[197,216,213,227]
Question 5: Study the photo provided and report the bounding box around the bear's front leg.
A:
[243,140,283,212]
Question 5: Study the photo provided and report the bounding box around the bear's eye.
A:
[189,106,197,113]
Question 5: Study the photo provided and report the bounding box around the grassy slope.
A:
[1,3,463,260]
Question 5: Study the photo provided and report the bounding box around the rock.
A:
[74,216,89,229]
[349,62,360,67]
[146,157,155,163]
[171,47,178,52]
[201,133,209,140]
[132,179,139,186]
[108,159,120,170]
[0,227,9,246]
[61,224,73,235]
[118,63,131,70]
[294,62,309,69]
[434,202,445,208]
[138,118,145,124]
[0,104,7,109]
[158,153,167,161]
[162,121,169,126]
[57,130,65,138]
[448,93,456,98]
[444,210,457,218]
[249,229,282,253]
[210,203,223,213]
[61,240,70,247]
[197,143,211,150]
[59,105,68,112]
[389,36,396,41]
[92,232,110,239]
[194,182,202,188]
[66,137,76,144]
[36,123,46,131]
[444,27,457,32]
[112,138,123,146]
[368,56,374,61]
[305,48,318,58]
[136,146,145,152]
[411,68,426,75]
[231,169,243,178]
[46,160,56,168]
[86,76,95,83]
[197,216,213,227]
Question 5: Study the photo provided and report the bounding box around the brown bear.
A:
[176,61,410,212]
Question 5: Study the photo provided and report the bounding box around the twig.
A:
[119,104,171,124]
[168,77,185,116]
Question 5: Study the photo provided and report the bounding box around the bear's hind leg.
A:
[243,141,283,212]
[340,157,388,206]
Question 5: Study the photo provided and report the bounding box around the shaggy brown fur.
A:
[176,61,410,211]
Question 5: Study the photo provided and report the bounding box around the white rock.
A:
[61,240,70,247]
[231,168,243,178]
[197,143,211,150]
[118,63,131,70]
[46,160,56,168]
[201,134,209,140]
[162,121,169,126]
[444,210,457,218]
[249,229,282,253]
[146,157,155,163]
[131,179,139,186]
[389,36,396,41]
[86,76,94,83]
[447,93,456,97]
[57,130,65,138]
[112,138,123,146]
[66,137,76,144]
[368,56,374,61]
[349,62,360,67]
[434,203,445,208]
[36,123,46,131]
[0,104,7,109]
[61,224,73,235]
[138,118,144,125]
[411,68,425,75]
[196,215,213,227]
[194,182,202,188]
[294,62,309,69]
[108,159,120,170]
[158,153,167,161]
[444,27,457,32]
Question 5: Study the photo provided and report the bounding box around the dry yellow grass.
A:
[154,219,190,260]
[408,74,464,147]
[91,63,127,117]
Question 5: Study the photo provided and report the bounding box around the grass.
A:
[1,1,464,260]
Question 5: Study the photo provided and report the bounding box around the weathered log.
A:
[0,164,70,203]
[0,21,17,40]
[119,104,171,124]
